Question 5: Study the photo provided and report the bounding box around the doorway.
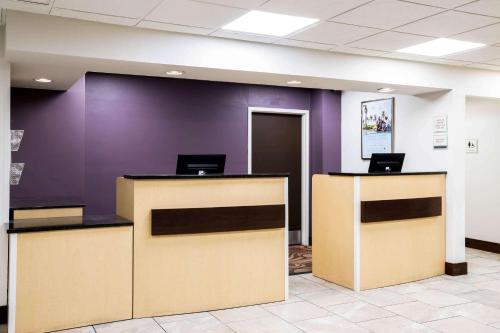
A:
[248,107,309,246]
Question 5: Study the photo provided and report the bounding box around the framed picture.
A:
[361,98,394,160]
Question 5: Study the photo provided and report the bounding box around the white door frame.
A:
[247,107,310,246]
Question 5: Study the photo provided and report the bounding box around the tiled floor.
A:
[2,248,500,333]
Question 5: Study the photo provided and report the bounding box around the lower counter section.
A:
[10,227,132,333]
[133,229,285,317]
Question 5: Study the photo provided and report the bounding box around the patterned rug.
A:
[289,245,312,275]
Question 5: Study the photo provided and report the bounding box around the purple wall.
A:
[11,72,341,214]
[10,76,85,203]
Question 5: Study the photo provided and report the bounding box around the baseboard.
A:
[466,238,500,254]
[0,305,7,325]
[445,262,468,276]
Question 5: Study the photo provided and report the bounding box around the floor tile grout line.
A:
[152,317,168,333]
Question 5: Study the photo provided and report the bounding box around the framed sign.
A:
[361,98,394,159]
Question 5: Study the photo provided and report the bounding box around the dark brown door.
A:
[251,113,302,244]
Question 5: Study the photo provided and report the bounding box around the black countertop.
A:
[7,214,132,234]
[10,198,85,210]
[328,171,447,176]
[123,173,289,180]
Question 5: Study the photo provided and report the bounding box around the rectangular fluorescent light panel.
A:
[222,10,318,37]
[397,38,485,57]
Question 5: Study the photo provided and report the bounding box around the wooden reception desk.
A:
[312,172,446,291]
[117,174,288,318]
[7,174,287,333]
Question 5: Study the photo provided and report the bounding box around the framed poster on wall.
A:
[361,98,394,159]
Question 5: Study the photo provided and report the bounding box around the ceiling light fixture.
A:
[287,80,302,85]
[397,38,485,57]
[222,10,318,37]
[34,77,52,83]
[377,87,395,93]
[165,70,184,76]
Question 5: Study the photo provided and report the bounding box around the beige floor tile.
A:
[327,301,395,323]
[425,316,500,333]
[468,257,500,267]
[384,301,455,323]
[460,289,500,309]
[491,321,500,328]
[485,272,500,279]
[297,290,357,307]
[159,316,233,333]
[407,290,470,307]
[468,263,500,275]
[445,302,500,324]
[295,315,369,333]
[155,311,211,324]
[474,280,500,293]
[444,273,494,284]
[354,289,413,307]
[53,327,95,333]
[359,315,436,332]
[422,280,479,294]
[415,276,447,284]
[260,295,302,307]
[384,282,428,294]
[289,276,329,295]
[228,315,301,333]
[300,274,355,293]
[94,318,163,333]
[210,305,271,323]
[265,301,330,322]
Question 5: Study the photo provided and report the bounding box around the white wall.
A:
[465,98,500,244]
[0,58,10,306]
[342,90,466,264]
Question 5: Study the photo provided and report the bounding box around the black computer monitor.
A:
[176,154,226,175]
[368,153,405,173]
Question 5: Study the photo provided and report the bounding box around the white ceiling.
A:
[2,0,500,71]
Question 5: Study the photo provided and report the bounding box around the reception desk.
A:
[312,172,446,291]
[117,174,288,318]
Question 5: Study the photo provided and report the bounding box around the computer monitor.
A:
[368,153,405,173]
[176,154,226,175]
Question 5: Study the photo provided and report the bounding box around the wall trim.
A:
[445,262,468,276]
[0,305,6,324]
[247,107,310,246]
[465,238,500,254]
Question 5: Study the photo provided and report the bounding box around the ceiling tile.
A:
[210,29,279,43]
[425,58,472,66]
[348,31,433,52]
[289,21,381,45]
[259,0,372,20]
[404,0,475,9]
[0,0,51,14]
[456,0,500,17]
[53,0,161,19]
[194,0,268,9]
[453,23,500,45]
[444,45,500,62]
[384,52,431,62]
[274,39,334,51]
[396,10,499,37]
[50,7,138,25]
[330,0,444,30]
[137,20,213,35]
[145,0,247,29]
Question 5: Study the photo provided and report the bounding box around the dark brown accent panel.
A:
[361,197,442,223]
[151,204,285,235]
[466,238,500,254]
[445,262,468,276]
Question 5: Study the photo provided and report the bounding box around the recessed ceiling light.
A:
[287,80,302,85]
[397,38,485,57]
[222,10,318,37]
[34,77,52,83]
[165,70,184,76]
[377,87,394,93]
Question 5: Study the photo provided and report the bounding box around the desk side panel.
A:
[116,177,134,221]
[132,178,286,317]
[13,207,83,219]
[15,227,133,333]
[312,175,354,289]
[360,175,446,289]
